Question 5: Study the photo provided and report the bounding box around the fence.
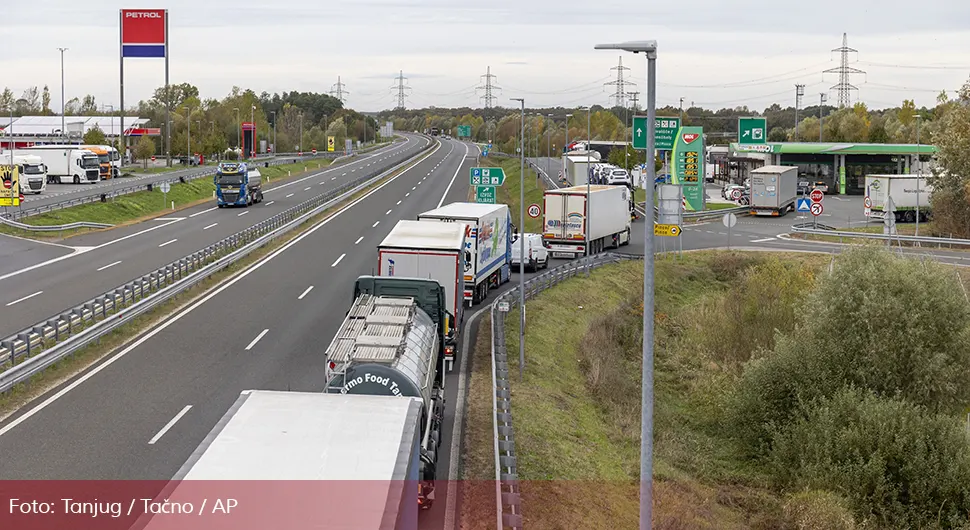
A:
[489,251,644,529]
[0,138,436,393]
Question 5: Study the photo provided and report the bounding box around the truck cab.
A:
[82,145,112,180]
[214,162,263,207]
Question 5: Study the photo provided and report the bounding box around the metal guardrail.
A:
[0,138,436,392]
[4,141,394,221]
[490,251,644,529]
[789,225,970,247]
[0,216,113,231]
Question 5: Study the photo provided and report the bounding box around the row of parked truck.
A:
[1,143,123,194]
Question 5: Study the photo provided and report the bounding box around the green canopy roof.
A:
[729,142,938,156]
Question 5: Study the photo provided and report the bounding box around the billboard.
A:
[121,9,167,58]
[1,165,21,207]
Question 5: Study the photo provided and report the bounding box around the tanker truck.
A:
[215,161,263,207]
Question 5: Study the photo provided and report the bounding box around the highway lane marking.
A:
[203,223,218,230]
[342,173,346,176]
[386,209,392,215]
[751,238,776,243]
[304,187,312,191]
[237,211,249,217]
[412,186,416,190]
[97,260,122,272]
[354,236,364,245]
[189,207,217,218]
[405,192,410,197]
[397,200,402,205]
[154,217,186,221]
[245,329,270,351]
[5,291,43,307]
[286,193,294,198]
[265,201,275,206]
[437,142,471,208]
[298,286,314,300]
[373,221,380,228]
[0,139,439,439]
[158,239,178,248]
[147,405,192,445]
[331,177,336,180]
[331,253,346,267]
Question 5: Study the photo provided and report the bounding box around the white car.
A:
[606,168,632,187]
[511,233,549,272]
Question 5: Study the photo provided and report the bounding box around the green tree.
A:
[898,99,917,125]
[41,86,51,115]
[796,116,821,141]
[837,112,868,142]
[928,76,970,237]
[134,135,155,169]
[83,125,106,145]
[768,126,788,142]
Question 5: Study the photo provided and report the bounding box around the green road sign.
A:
[470,167,506,186]
[476,185,496,204]
[737,117,767,145]
[457,125,472,137]
[633,116,680,151]
[671,126,705,211]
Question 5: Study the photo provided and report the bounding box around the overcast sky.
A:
[2,1,969,114]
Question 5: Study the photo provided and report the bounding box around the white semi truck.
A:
[865,174,932,223]
[24,145,101,184]
[417,202,512,307]
[0,152,48,194]
[377,219,467,371]
[748,165,797,216]
[542,184,632,258]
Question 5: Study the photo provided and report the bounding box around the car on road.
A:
[511,233,549,272]
[812,181,829,193]
[797,180,810,195]
[605,168,632,187]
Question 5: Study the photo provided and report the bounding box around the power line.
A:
[390,70,411,110]
[659,62,831,89]
[823,33,866,108]
[502,76,612,95]
[603,56,635,107]
[329,76,349,103]
[858,61,970,70]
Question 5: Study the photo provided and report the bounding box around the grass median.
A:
[0,148,432,420]
[460,251,841,529]
[0,158,337,241]
[463,157,548,233]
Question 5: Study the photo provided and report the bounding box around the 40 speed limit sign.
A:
[527,203,541,218]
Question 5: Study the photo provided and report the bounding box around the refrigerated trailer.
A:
[24,145,101,184]
[865,174,932,223]
[417,202,512,306]
[542,185,631,258]
[748,165,797,216]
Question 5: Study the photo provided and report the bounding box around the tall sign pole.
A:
[120,9,168,165]
[119,11,123,159]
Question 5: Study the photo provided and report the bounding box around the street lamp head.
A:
[594,40,657,54]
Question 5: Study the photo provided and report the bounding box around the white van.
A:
[511,233,549,272]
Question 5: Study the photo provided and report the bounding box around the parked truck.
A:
[748,165,797,216]
[0,152,48,194]
[417,202,512,307]
[24,145,100,184]
[542,184,632,258]
[865,174,932,223]
[215,161,263,207]
[377,220,466,371]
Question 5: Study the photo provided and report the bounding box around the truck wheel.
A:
[73,175,80,184]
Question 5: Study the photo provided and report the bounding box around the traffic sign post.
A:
[796,198,811,213]
[810,202,823,229]
[470,167,506,186]
[737,117,767,145]
[527,203,541,218]
[634,116,680,151]
[654,224,681,237]
[159,181,171,209]
[457,125,472,138]
[475,186,496,204]
[810,189,824,203]
[722,213,737,249]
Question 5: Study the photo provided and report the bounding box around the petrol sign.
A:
[120,9,167,58]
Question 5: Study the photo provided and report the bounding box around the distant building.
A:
[0,115,153,149]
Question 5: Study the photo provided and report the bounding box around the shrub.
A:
[781,490,856,530]
[768,388,970,528]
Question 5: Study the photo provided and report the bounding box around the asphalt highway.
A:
[0,135,429,339]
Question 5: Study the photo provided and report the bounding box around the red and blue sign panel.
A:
[121,9,167,58]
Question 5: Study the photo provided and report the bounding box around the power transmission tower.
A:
[476,66,501,108]
[391,70,411,110]
[329,76,349,103]
[628,91,640,112]
[823,33,866,108]
[604,56,635,107]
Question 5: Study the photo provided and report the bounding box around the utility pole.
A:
[824,33,865,108]
[271,111,277,154]
[251,105,255,158]
[510,97,526,382]
[679,97,684,122]
[794,84,805,141]
[233,107,240,151]
[186,103,193,164]
[819,93,827,142]
[58,47,68,140]
[628,91,640,171]
[586,106,592,276]
[915,115,922,236]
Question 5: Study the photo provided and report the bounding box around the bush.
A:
[781,490,856,530]
[768,388,970,528]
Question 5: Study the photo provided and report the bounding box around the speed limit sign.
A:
[527,203,541,218]
[731,188,742,201]
[864,196,872,209]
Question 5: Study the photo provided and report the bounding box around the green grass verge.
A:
[461,251,839,529]
[0,158,334,240]
[492,157,547,234]
[0,151,424,420]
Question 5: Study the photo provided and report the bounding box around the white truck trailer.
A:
[417,202,512,306]
[0,152,48,194]
[542,184,632,258]
[377,220,467,370]
[748,165,797,216]
[135,390,423,530]
[865,174,932,223]
[24,145,100,184]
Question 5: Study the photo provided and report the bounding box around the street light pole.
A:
[186,104,192,165]
[586,105,592,276]
[57,47,68,140]
[547,113,553,177]
[595,39,658,530]
[271,111,277,155]
[233,107,240,152]
[819,93,827,142]
[564,113,572,183]
[251,105,255,158]
[510,97,526,382]
[915,115,922,236]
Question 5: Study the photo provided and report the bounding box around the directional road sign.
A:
[810,189,824,203]
[470,167,506,186]
[810,202,823,216]
[654,223,681,237]
[737,117,767,145]
[476,185,496,204]
[527,204,541,218]
[633,116,680,151]
[159,182,171,193]
[457,125,472,137]
[796,198,811,212]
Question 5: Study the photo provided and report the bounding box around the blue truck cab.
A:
[214,161,263,207]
